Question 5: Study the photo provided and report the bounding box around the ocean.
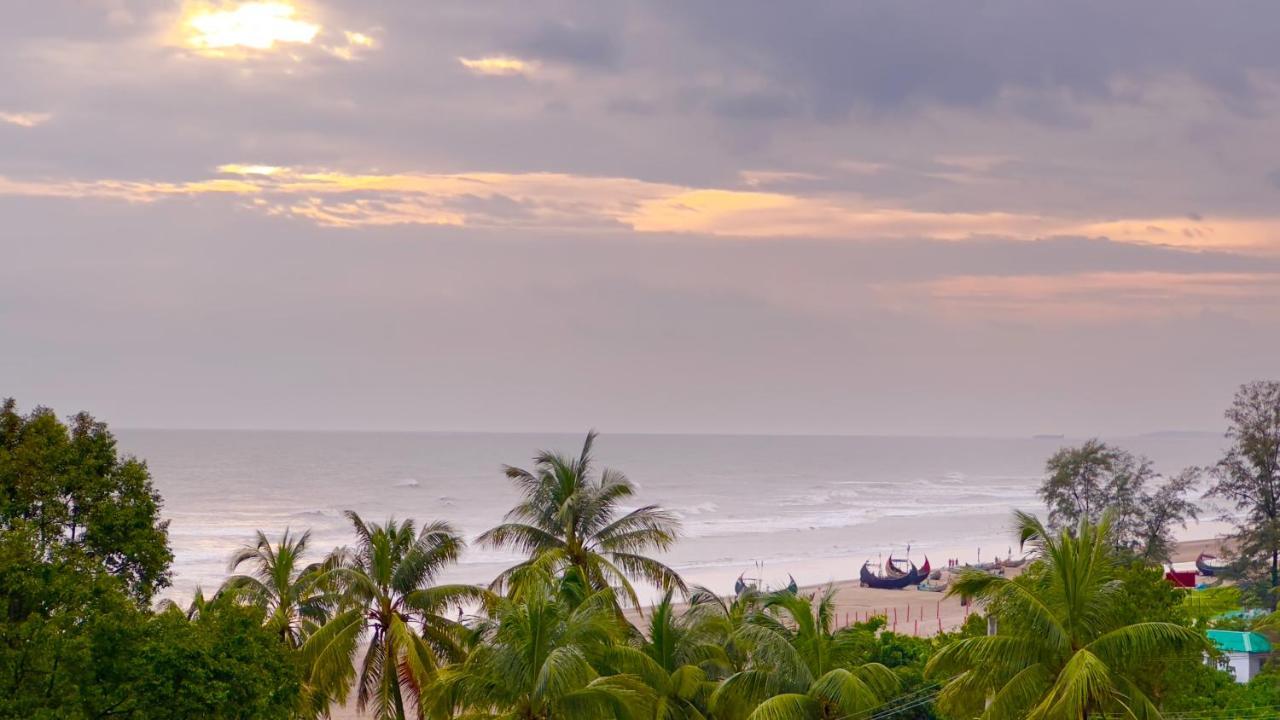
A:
[114,430,1234,603]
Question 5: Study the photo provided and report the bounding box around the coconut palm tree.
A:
[427,569,653,719]
[301,512,488,720]
[686,584,766,673]
[926,511,1207,720]
[478,431,685,607]
[156,584,219,620]
[604,589,730,720]
[711,587,900,720]
[221,528,326,647]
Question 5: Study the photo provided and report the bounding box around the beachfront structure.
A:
[1207,630,1273,683]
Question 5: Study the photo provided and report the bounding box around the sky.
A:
[2,1,1279,436]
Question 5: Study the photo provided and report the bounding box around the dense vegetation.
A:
[4,384,1280,719]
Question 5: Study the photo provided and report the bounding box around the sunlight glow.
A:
[458,56,535,77]
[186,2,320,50]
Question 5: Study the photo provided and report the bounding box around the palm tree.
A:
[221,528,326,648]
[605,589,730,720]
[711,587,900,720]
[926,511,1206,719]
[686,584,766,672]
[301,512,487,720]
[478,431,685,607]
[427,569,653,719]
[156,584,219,620]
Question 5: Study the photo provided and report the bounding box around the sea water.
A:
[114,430,1232,603]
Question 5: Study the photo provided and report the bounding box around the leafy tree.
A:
[0,525,299,720]
[0,524,144,719]
[926,512,1206,719]
[222,527,327,647]
[301,512,485,720]
[1207,380,1280,610]
[711,587,900,720]
[133,600,302,720]
[428,571,653,719]
[479,431,685,607]
[0,399,172,602]
[1039,439,1197,562]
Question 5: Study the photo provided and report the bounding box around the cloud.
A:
[168,1,375,61]
[877,271,1280,322]
[0,111,51,128]
[513,21,619,70]
[182,2,320,51]
[3,164,1280,256]
[458,55,537,77]
[660,1,1280,119]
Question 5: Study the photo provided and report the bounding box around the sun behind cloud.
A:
[183,2,320,51]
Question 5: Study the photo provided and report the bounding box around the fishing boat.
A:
[1196,553,1229,576]
[886,555,930,585]
[860,561,921,589]
[917,579,948,592]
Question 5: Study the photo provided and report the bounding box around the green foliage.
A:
[710,587,900,720]
[1207,380,1280,610]
[0,398,172,602]
[301,512,487,720]
[0,526,298,720]
[1038,439,1197,562]
[9,410,1262,720]
[926,512,1207,719]
[0,525,145,719]
[478,431,685,607]
[132,601,302,719]
[427,570,653,719]
[221,528,328,648]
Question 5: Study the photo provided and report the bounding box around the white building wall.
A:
[1222,651,1270,683]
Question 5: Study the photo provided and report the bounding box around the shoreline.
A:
[624,534,1232,637]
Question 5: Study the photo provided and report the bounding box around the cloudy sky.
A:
[3,1,1279,435]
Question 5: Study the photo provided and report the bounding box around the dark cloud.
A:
[657,0,1280,119]
[513,20,620,69]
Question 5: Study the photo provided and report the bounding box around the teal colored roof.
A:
[1207,630,1272,654]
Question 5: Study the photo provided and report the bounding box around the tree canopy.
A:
[1207,380,1280,609]
[1038,439,1197,562]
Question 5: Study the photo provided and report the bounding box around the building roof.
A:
[1207,630,1272,654]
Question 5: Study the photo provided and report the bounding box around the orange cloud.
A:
[0,111,52,128]
[3,164,1280,255]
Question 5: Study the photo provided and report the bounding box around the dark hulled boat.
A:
[1196,553,1228,576]
[860,561,921,589]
